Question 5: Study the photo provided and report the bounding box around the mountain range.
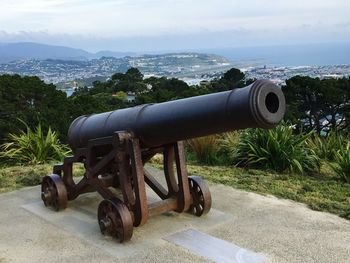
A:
[1,41,349,67]
[0,42,136,63]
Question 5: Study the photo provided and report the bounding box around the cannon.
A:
[41,79,285,242]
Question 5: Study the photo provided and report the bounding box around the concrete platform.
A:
[21,196,233,259]
[0,167,350,262]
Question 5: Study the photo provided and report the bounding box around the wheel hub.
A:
[99,216,112,233]
[41,174,68,211]
[41,189,52,203]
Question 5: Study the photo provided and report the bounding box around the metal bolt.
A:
[41,190,52,202]
[99,217,112,232]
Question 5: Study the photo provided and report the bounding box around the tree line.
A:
[0,67,349,144]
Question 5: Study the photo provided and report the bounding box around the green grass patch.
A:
[0,163,84,194]
[185,164,350,220]
[151,159,350,220]
[0,164,52,193]
[1,160,349,221]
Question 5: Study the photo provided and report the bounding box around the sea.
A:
[202,42,350,67]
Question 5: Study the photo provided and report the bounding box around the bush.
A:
[187,135,220,165]
[330,142,350,183]
[218,132,240,165]
[235,124,320,174]
[0,121,70,164]
[310,132,346,161]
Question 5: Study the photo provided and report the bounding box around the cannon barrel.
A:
[68,79,285,150]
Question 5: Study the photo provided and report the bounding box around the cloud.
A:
[0,0,349,50]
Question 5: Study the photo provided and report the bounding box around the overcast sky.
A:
[0,0,349,52]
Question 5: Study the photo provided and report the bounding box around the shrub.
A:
[218,132,240,165]
[310,132,346,161]
[235,124,320,174]
[0,121,70,164]
[330,142,350,183]
[149,153,164,165]
[187,135,220,165]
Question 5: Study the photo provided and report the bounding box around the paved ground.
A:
[0,167,349,263]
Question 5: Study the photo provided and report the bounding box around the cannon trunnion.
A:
[41,79,285,242]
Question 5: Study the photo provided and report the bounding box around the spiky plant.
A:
[235,123,320,174]
[218,131,240,165]
[330,142,350,183]
[0,121,70,164]
[310,132,346,161]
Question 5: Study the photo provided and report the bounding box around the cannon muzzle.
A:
[68,79,285,150]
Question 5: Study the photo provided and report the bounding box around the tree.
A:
[135,77,194,103]
[0,74,70,142]
[283,76,350,134]
[68,92,127,120]
[222,68,245,83]
[207,68,253,92]
[112,68,147,94]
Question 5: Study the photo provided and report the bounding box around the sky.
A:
[0,0,350,52]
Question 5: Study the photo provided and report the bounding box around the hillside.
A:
[0,53,230,84]
[0,42,136,63]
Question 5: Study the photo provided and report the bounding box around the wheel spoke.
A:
[97,198,133,243]
[41,174,68,211]
[188,176,212,217]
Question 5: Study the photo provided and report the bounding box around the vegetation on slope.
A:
[186,164,350,220]
[0,67,349,221]
[0,164,84,193]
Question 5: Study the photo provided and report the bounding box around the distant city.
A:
[0,52,231,89]
[243,64,350,86]
[0,42,349,92]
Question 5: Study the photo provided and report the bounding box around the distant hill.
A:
[0,42,136,63]
[0,53,230,84]
[94,50,136,58]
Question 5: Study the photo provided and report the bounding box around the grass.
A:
[185,163,350,220]
[0,163,84,194]
[187,135,220,165]
[1,158,349,221]
[0,164,52,193]
[149,155,350,220]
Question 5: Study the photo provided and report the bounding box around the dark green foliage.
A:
[68,92,128,120]
[0,121,70,164]
[1,67,350,221]
[0,67,247,146]
[218,132,241,165]
[330,142,350,183]
[310,132,347,161]
[112,67,147,94]
[222,68,245,82]
[283,76,350,134]
[136,77,202,104]
[0,74,70,142]
[205,68,254,92]
[235,123,320,174]
[220,68,246,90]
